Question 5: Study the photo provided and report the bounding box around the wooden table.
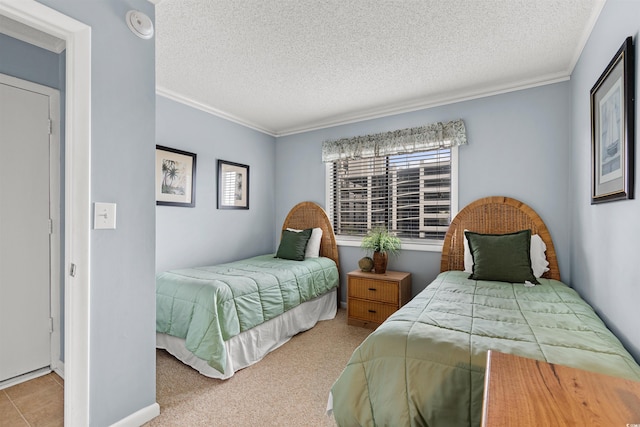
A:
[482,350,640,426]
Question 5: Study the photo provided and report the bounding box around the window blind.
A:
[328,148,452,240]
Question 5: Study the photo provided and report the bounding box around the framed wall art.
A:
[590,36,635,204]
[217,159,249,210]
[156,145,197,207]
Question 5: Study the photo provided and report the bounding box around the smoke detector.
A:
[126,10,154,40]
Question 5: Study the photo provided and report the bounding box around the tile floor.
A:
[0,373,63,427]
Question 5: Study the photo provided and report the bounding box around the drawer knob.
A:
[368,287,377,291]
[368,309,377,313]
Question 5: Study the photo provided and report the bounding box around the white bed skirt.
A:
[156,289,337,379]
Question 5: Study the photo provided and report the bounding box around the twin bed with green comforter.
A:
[156,202,340,379]
[329,196,640,426]
[157,254,338,373]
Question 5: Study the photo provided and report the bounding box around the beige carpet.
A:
[147,308,371,426]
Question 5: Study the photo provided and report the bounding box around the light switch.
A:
[94,202,117,229]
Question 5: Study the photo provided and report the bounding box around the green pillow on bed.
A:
[465,229,539,284]
[275,228,312,261]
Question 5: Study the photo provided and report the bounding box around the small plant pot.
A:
[373,251,388,274]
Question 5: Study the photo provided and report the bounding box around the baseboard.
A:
[51,360,64,379]
[0,367,51,391]
[0,359,65,391]
[109,402,160,427]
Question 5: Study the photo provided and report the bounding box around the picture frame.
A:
[590,36,635,204]
[155,145,197,207]
[217,159,250,210]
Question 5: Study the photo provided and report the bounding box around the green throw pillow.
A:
[465,229,539,284]
[275,228,312,261]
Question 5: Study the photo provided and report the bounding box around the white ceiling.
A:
[155,0,605,136]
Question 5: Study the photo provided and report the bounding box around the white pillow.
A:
[286,227,323,258]
[530,234,550,278]
[463,230,549,278]
[463,230,473,273]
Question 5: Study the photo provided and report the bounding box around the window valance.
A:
[321,119,467,162]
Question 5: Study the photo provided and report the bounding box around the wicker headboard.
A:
[440,196,560,280]
[281,201,339,273]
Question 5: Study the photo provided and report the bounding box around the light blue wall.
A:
[155,96,277,272]
[35,0,157,425]
[276,82,572,301]
[570,0,640,361]
[0,33,62,88]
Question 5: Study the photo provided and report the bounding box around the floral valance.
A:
[322,119,467,162]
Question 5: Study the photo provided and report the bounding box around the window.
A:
[327,146,457,248]
[322,120,466,250]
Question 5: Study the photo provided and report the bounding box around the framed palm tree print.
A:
[155,145,197,207]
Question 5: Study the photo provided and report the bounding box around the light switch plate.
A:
[94,202,116,229]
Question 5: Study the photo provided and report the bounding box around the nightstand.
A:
[347,270,411,329]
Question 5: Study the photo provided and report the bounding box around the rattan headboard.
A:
[281,201,339,273]
[440,196,560,280]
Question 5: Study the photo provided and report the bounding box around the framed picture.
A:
[155,145,197,207]
[590,36,635,204]
[217,160,249,209]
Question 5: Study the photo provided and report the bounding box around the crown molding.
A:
[158,73,570,138]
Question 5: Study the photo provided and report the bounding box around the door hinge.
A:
[49,317,54,333]
[48,119,52,135]
[48,218,53,234]
[70,263,77,277]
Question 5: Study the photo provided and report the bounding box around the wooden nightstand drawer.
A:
[347,270,411,329]
[348,299,398,324]
[348,277,399,304]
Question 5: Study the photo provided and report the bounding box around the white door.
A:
[0,78,53,382]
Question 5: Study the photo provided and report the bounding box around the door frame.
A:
[0,73,61,379]
[0,2,91,425]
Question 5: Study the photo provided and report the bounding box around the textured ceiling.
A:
[156,0,605,136]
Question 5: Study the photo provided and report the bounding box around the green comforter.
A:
[156,254,338,373]
[331,271,640,427]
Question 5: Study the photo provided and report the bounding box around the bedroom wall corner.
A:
[569,0,640,362]
[155,95,277,273]
[275,82,572,303]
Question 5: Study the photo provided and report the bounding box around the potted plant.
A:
[361,227,401,274]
